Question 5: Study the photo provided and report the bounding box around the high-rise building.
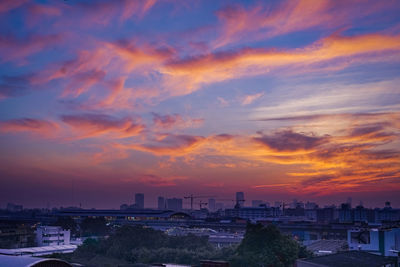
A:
[135,193,144,209]
[236,192,245,207]
[158,196,165,210]
[208,198,216,212]
[346,197,352,208]
[167,198,182,211]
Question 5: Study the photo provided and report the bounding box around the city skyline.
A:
[3,192,398,210]
[1,0,400,209]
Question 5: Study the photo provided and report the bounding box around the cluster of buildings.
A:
[116,193,400,227]
[1,193,399,266]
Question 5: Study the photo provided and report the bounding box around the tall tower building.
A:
[346,197,352,209]
[158,196,165,210]
[135,193,144,209]
[236,192,245,207]
[208,198,216,212]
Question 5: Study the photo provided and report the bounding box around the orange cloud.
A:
[114,112,400,195]
[119,134,207,157]
[162,33,400,97]
[61,113,145,139]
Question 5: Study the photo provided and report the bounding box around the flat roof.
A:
[0,255,72,267]
[0,245,77,256]
[298,251,396,267]
[56,209,191,218]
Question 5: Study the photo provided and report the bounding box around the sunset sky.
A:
[1,0,400,209]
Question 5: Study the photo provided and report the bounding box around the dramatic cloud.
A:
[254,130,329,152]
[61,114,144,139]
[162,33,400,97]
[1,0,399,206]
[120,134,206,157]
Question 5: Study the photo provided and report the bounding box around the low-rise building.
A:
[35,226,70,246]
[348,227,400,257]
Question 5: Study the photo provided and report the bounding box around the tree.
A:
[80,217,109,237]
[53,217,78,236]
[232,223,300,267]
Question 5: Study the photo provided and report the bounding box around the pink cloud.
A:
[152,113,204,130]
[0,34,62,64]
[0,0,28,13]
[240,92,264,105]
[0,118,59,138]
[213,0,398,48]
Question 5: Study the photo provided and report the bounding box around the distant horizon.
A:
[3,193,399,210]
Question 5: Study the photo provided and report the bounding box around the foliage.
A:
[73,225,219,265]
[80,217,109,237]
[230,223,303,267]
[53,217,78,236]
[70,223,310,266]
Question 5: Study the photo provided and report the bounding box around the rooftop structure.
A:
[56,208,191,222]
[304,239,347,256]
[0,244,77,256]
[348,227,400,257]
[0,255,72,267]
[296,251,397,267]
[135,193,145,209]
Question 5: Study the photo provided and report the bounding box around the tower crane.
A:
[184,194,215,210]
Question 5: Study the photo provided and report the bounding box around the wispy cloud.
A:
[240,92,264,105]
[152,113,204,130]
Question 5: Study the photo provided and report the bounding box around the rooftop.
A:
[297,251,397,267]
[0,255,72,267]
[0,244,77,256]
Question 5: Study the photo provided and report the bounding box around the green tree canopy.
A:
[233,223,301,267]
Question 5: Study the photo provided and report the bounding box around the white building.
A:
[348,228,400,257]
[35,226,70,247]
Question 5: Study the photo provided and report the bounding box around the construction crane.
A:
[184,195,215,210]
[196,201,208,209]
